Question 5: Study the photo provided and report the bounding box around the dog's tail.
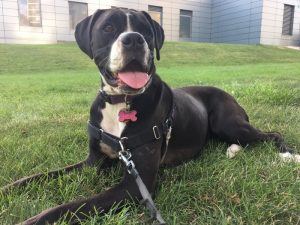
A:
[268,131,300,163]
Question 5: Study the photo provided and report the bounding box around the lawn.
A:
[0,42,300,224]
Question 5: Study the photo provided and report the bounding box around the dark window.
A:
[282,4,294,35]
[69,1,88,30]
[18,0,42,27]
[180,10,192,38]
[148,5,163,25]
[111,6,128,10]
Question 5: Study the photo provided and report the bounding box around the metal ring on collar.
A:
[153,126,161,140]
[119,137,128,151]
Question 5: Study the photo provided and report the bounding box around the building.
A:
[0,0,299,46]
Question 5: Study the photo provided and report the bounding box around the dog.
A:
[2,8,298,225]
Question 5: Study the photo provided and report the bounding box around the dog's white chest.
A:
[99,102,126,158]
[101,102,126,137]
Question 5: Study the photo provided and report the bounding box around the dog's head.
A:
[75,8,164,95]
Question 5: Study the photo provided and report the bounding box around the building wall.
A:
[100,0,211,42]
[52,0,100,42]
[0,0,5,42]
[0,0,299,46]
[1,0,54,43]
[260,0,300,46]
[211,0,263,44]
[0,0,211,43]
[0,0,103,44]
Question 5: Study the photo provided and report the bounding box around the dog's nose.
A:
[121,33,145,49]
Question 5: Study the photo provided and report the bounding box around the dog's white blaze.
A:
[109,38,123,73]
[279,152,300,163]
[126,13,132,31]
[109,13,132,73]
[226,144,242,159]
[143,39,150,66]
[100,102,126,138]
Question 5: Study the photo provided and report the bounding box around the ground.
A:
[0,42,299,224]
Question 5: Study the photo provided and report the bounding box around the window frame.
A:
[69,1,88,30]
[111,6,128,10]
[18,0,42,27]
[282,4,295,36]
[179,10,193,39]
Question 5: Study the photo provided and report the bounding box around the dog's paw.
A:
[279,152,300,163]
[226,144,242,159]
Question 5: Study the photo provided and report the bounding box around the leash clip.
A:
[118,150,135,175]
[118,137,128,151]
[166,126,172,144]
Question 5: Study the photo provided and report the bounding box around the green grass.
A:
[0,42,300,224]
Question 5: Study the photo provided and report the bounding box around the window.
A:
[18,0,42,27]
[148,5,163,25]
[282,4,294,35]
[180,10,192,38]
[111,6,128,10]
[69,1,88,30]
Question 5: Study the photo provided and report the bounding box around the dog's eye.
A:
[103,25,115,33]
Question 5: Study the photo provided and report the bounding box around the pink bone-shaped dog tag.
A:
[118,109,137,122]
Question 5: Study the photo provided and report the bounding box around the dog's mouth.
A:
[100,60,152,94]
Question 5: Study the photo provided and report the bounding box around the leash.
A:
[118,148,166,225]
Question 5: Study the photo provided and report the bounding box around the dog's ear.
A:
[75,9,105,59]
[152,20,165,57]
[142,11,165,61]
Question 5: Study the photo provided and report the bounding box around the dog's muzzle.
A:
[100,32,153,93]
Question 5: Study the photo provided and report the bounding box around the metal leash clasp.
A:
[164,118,173,147]
[118,140,135,175]
[166,126,172,145]
[118,139,166,225]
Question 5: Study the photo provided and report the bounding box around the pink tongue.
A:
[118,72,149,89]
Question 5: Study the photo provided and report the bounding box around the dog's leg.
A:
[19,174,140,225]
[18,145,161,225]
[221,121,293,152]
[211,115,296,159]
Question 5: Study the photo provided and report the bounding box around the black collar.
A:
[100,90,136,104]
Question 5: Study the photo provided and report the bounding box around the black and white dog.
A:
[3,8,299,225]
